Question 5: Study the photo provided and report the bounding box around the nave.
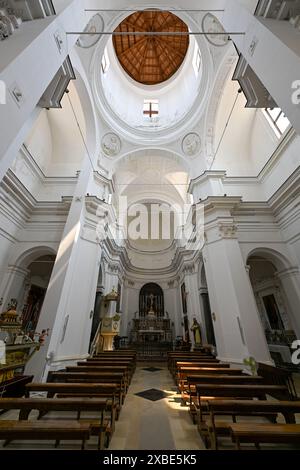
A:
[1,350,300,451]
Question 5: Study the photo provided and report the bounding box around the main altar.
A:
[131,317,172,343]
[129,285,173,358]
[130,292,172,344]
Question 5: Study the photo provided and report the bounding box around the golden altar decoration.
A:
[0,299,40,385]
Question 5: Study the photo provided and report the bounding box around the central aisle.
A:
[109,364,204,450]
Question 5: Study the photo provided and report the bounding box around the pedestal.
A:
[101,333,115,351]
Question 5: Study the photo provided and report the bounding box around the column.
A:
[184,264,204,348]
[25,162,104,379]
[222,0,300,134]
[203,214,272,364]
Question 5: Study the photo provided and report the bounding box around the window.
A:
[101,48,110,74]
[143,99,159,119]
[263,108,290,138]
[192,42,202,76]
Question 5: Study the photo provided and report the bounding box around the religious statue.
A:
[190,317,202,345]
[148,293,156,317]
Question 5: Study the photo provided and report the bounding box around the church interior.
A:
[0,0,300,452]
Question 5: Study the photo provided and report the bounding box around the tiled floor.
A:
[109,363,204,450]
[1,365,300,450]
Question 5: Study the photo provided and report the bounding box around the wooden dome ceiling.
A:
[113,11,189,86]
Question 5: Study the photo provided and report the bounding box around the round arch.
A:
[139,282,164,318]
[246,246,300,358]
[10,245,57,270]
[246,247,295,273]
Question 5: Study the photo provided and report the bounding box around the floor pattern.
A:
[109,363,204,450]
[135,388,172,402]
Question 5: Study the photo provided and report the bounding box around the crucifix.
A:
[143,102,159,118]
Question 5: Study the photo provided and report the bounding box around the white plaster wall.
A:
[24,110,53,173]
[212,77,286,177]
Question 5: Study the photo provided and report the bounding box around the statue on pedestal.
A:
[190,317,202,345]
[147,293,156,318]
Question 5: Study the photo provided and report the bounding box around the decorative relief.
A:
[76,14,104,48]
[182,133,201,157]
[183,263,195,275]
[167,280,175,288]
[201,13,229,47]
[107,263,119,274]
[101,133,121,157]
[218,224,238,238]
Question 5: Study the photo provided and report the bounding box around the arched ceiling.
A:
[113,151,190,206]
[113,10,189,85]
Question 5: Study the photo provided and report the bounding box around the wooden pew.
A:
[168,355,218,373]
[196,383,290,401]
[177,364,231,386]
[229,423,300,450]
[168,353,216,371]
[25,382,122,421]
[48,371,127,397]
[76,363,134,380]
[185,374,263,419]
[206,399,300,449]
[170,359,220,377]
[257,362,297,400]
[185,375,264,419]
[65,365,131,383]
[0,420,92,449]
[0,397,113,449]
[193,384,289,448]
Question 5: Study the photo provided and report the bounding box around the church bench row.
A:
[47,371,128,397]
[87,357,136,373]
[65,366,132,384]
[257,362,297,400]
[14,378,129,448]
[195,383,290,402]
[230,423,300,450]
[185,375,264,419]
[194,384,291,449]
[0,396,114,421]
[77,361,135,379]
[26,382,123,418]
[0,420,94,450]
[170,359,221,378]
[0,397,113,449]
[167,354,217,373]
[205,399,300,448]
[170,360,223,379]
[184,374,264,397]
[176,364,231,388]
[168,356,299,450]
[167,352,216,369]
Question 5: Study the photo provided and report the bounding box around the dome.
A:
[112,11,189,85]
